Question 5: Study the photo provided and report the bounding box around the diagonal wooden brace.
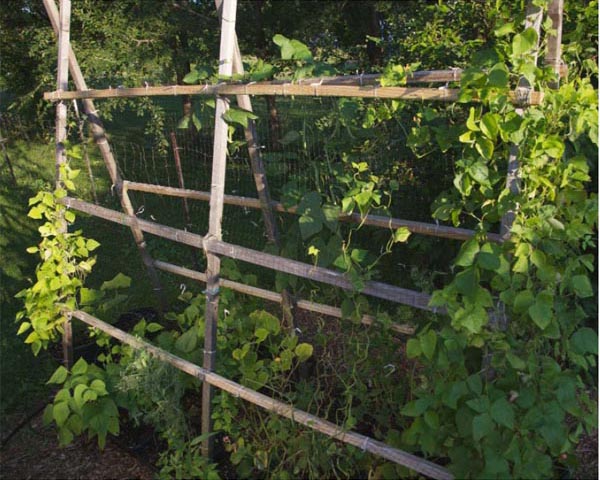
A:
[43,0,166,312]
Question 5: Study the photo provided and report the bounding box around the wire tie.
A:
[361,437,370,452]
[310,79,323,97]
[203,287,220,298]
[451,67,460,82]
[359,73,364,86]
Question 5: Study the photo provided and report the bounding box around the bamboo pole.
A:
[123,180,503,243]
[546,0,564,88]
[153,260,415,335]
[70,309,452,479]
[43,0,166,312]
[43,83,545,106]
[55,0,72,369]
[202,0,238,458]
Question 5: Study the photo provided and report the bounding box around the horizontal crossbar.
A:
[69,309,452,480]
[43,81,543,105]
[61,197,440,312]
[153,259,415,335]
[124,181,503,243]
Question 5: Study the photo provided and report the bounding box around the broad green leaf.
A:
[53,401,70,426]
[401,398,433,417]
[406,338,421,359]
[146,322,163,333]
[495,22,514,37]
[506,352,526,370]
[222,108,258,128]
[175,327,198,353]
[58,427,74,446]
[468,162,490,185]
[86,239,100,251]
[299,214,322,239]
[394,227,411,243]
[512,27,538,56]
[295,343,313,362]
[254,327,270,343]
[321,204,340,232]
[419,330,437,360]
[528,292,553,330]
[250,310,280,334]
[455,239,479,267]
[473,413,494,441]
[424,411,440,429]
[466,374,482,395]
[570,275,593,298]
[454,268,479,297]
[513,290,534,313]
[101,273,131,291]
[480,113,499,140]
[47,366,69,384]
[73,384,87,409]
[570,327,598,355]
[477,252,500,270]
[89,379,107,395]
[71,358,88,375]
[491,398,515,429]
[475,137,494,160]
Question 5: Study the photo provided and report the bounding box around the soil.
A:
[0,410,155,480]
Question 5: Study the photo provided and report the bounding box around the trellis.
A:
[42,1,565,478]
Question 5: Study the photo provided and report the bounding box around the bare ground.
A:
[0,411,154,480]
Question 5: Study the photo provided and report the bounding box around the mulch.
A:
[0,411,154,480]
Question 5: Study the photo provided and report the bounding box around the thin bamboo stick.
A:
[169,131,200,271]
[43,0,166,310]
[59,197,440,313]
[43,83,544,105]
[202,0,238,458]
[123,180,503,243]
[69,309,452,480]
[55,0,72,369]
[153,260,415,335]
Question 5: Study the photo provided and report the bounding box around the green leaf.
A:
[506,352,526,370]
[71,358,88,375]
[250,310,281,335]
[454,268,479,297]
[222,108,258,128]
[477,252,500,270]
[570,327,598,355]
[58,427,74,446]
[571,275,593,298]
[512,27,538,56]
[175,328,198,353]
[472,413,494,441]
[299,214,322,239]
[101,273,131,291]
[322,204,340,232]
[466,107,480,132]
[47,366,69,384]
[495,22,514,37]
[475,137,494,160]
[419,330,437,360]
[254,327,270,343]
[86,239,100,251]
[401,398,433,417]
[513,290,534,313]
[146,322,163,333]
[295,343,313,362]
[394,227,411,243]
[73,384,87,409]
[491,398,515,429]
[17,322,31,335]
[468,162,490,185]
[528,292,553,330]
[89,379,108,395]
[53,401,70,427]
[406,338,421,359]
[455,239,479,267]
[480,113,499,140]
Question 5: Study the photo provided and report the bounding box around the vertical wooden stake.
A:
[546,0,564,88]
[215,0,296,334]
[202,0,237,459]
[55,0,73,369]
[43,0,167,313]
[170,131,201,271]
